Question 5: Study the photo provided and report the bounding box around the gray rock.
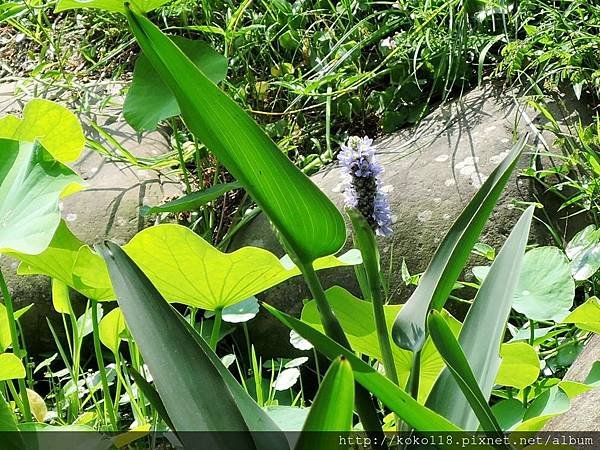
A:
[544,334,600,431]
[235,83,567,358]
[0,82,181,355]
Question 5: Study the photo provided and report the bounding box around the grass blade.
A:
[426,206,535,430]
[124,8,346,264]
[392,136,528,352]
[295,357,354,450]
[263,303,462,434]
[141,182,241,215]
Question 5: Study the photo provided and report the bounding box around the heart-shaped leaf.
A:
[496,342,540,389]
[0,140,84,255]
[0,99,84,163]
[99,307,126,354]
[513,247,575,321]
[0,353,26,381]
[301,286,460,403]
[125,9,346,264]
[55,0,170,14]
[125,36,228,132]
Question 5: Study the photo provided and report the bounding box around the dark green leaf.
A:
[141,182,241,215]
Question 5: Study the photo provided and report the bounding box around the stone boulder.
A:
[235,83,565,358]
[545,334,600,431]
[0,82,181,355]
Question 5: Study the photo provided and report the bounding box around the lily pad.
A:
[0,99,85,163]
[124,36,228,131]
[55,0,170,14]
[513,247,575,321]
[0,140,84,255]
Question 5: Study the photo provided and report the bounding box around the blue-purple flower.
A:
[338,136,393,236]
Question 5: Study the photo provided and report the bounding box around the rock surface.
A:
[235,83,564,358]
[0,81,181,355]
[545,334,600,431]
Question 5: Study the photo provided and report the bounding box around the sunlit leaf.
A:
[561,296,600,334]
[496,342,540,389]
[301,286,460,403]
[0,99,85,163]
[125,36,228,132]
[392,137,527,351]
[0,140,84,255]
[99,307,126,354]
[513,386,570,432]
[51,279,72,315]
[27,389,48,422]
[97,241,288,449]
[513,247,575,321]
[125,9,346,263]
[0,353,25,381]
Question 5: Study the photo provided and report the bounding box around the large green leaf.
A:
[301,286,460,403]
[513,386,570,432]
[562,296,600,334]
[55,0,169,13]
[496,342,540,389]
[295,357,354,450]
[0,353,26,381]
[97,241,288,450]
[513,247,575,321]
[0,99,85,163]
[71,224,359,309]
[426,206,534,430]
[264,303,462,434]
[0,140,84,255]
[141,181,241,215]
[125,9,346,263]
[125,36,228,132]
[426,310,503,434]
[392,137,527,351]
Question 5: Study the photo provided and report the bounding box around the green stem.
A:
[0,268,32,422]
[171,119,192,195]
[210,307,223,351]
[298,262,384,441]
[91,300,118,430]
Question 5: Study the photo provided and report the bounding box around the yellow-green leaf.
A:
[56,0,170,14]
[26,389,47,422]
[0,99,84,163]
[562,296,600,334]
[99,307,126,354]
[496,342,540,389]
[51,279,72,315]
[0,353,25,381]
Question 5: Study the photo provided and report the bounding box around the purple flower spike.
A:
[338,136,393,236]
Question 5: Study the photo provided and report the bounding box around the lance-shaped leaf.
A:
[0,99,85,164]
[0,140,84,255]
[125,9,346,264]
[295,357,354,450]
[67,224,360,309]
[426,311,503,434]
[426,206,534,430]
[264,303,462,434]
[125,36,228,132]
[392,136,527,352]
[97,241,288,450]
[301,286,461,403]
[55,0,170,14]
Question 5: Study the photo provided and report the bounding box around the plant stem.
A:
[91,300,118,430]
[298,262,384,440]
[210,307,223,351]
[0,268,32,422]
